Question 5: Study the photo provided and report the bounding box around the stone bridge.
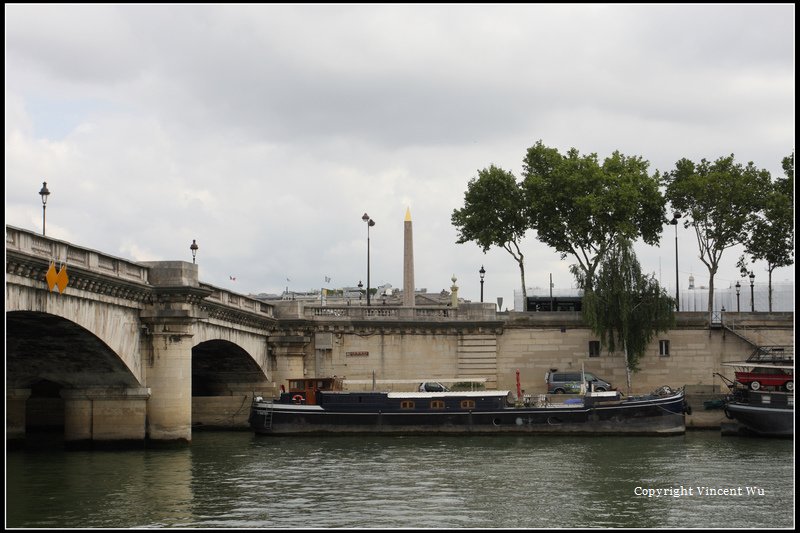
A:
[6,225,277,445]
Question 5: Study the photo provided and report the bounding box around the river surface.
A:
[5,430,794,529]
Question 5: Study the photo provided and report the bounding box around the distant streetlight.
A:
[358,280,363,301]
[479,265,486,303]
[39,181,50,236]
[749,272,755,312]
[362,213,375,306]
[670,213,681,311]
[735,281,741,313]
[190,239,199,264]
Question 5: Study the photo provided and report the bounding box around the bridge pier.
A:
[143,327,196,442]
[6,388,32,440]
[61,387,150,443]
[139,260,212,444]
[269,334,310,383]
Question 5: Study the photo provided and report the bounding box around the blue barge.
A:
[249,377,688,436]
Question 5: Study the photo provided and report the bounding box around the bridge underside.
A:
[192,340,270,395]
[6,312,140,389]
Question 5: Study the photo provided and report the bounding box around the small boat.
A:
[249,376,688,436]
[719,346,794,438]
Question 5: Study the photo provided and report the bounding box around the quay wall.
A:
[272,304,793,398]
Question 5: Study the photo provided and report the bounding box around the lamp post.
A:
[39,181,50,236]
[358,280,363,302]
[362,213,375,306]
[735,281,741,313]
[749,272,755,312]
[190,239,198,264]
[479,265,486,303]
[670,213,681,311]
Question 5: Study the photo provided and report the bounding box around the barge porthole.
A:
[515,417,523,426]
[492,418,501,426]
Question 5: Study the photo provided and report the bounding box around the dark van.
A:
[545,371,612,394]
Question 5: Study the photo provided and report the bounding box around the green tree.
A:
[451,165,530,308]
[738,152,794,311]
[522,141,665,291]
[582,237,675,392]
[660,155,772,314]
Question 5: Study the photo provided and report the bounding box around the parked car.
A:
[418,382,450,392]
[545,371,612,394]
[735,369,793,391]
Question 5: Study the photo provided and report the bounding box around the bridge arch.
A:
[5,283,145,385]
[6,311,147,442]
[6,311,142,390]
[192,339,269,395]
[190,338,273,429]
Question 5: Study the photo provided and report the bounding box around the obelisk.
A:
[403,207,415,307]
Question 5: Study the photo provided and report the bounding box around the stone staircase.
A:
[457,333,498,389]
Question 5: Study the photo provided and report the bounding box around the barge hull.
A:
[724,403,793,437]
[250,394,686,436]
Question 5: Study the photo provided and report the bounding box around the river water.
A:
[5,430,794,529]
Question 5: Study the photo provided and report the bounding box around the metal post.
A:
[479,265,485,303]
[671,213,681,311]
[362,213,375,306]
[749,273,755,312]
[39,181,50,236]
[735,281,741,313]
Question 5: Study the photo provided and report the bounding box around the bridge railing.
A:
[6,225,150,285]
[201,283,275,318]
[285,302,499,321]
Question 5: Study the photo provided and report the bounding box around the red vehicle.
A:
[734,368,793,391]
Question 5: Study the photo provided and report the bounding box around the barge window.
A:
[430,400,445,410]
[659,340,670,357]
[460,400,475,409]
[589,341,601,357]
[400,400,415,410]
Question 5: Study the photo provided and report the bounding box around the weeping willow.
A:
[582,237,676,392]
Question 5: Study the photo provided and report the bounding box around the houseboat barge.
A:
[249,377,688,436]
[719,346,794,438]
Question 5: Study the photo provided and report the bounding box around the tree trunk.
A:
[706,271,715,316]
[768,266,774,312]
[518,258,527,311]
[624,339,632,394]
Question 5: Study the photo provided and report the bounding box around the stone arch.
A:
[5,284,144,385]
[6,311,142,390]
[190,339,274,429]
[192,339,268,395]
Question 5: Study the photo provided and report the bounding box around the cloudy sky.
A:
[5,4,795,310]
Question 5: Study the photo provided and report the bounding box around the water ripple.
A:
[6,431,794,528]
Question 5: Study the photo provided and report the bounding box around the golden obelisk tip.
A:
[405,207,412,222]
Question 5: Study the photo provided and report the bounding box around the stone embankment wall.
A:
[294,310,793,397]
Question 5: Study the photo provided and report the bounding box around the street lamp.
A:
[735,281,741,313]
[358,280,363,302]
[670,213,681,311]
[362,213,375,306]
[190,239,198,264]
[39,181,50,236]
[479,265,486,303]
[749,272,755,312]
